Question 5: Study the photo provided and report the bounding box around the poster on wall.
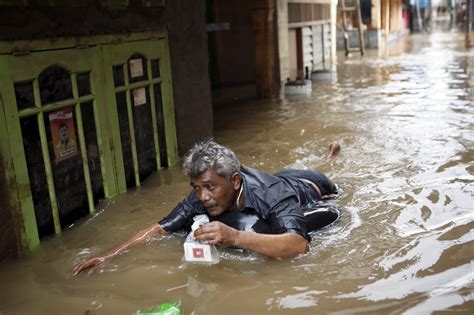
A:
[133,87,147,106]
[129,59,144,78]
[49,107,78,163]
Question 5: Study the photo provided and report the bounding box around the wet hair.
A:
[182,139,240,181]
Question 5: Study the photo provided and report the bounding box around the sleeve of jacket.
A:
[158,191,205,233]
[267,195,310,242]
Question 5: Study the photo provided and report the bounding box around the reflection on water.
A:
[1,31,473,314]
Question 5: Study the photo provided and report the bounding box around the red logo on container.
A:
[193,248,204,258]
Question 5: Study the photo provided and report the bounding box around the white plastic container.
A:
[183,214,219,264]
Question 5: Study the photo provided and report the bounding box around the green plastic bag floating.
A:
[134,301,181,315]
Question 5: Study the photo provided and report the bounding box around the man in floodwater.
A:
[71,140,340,276]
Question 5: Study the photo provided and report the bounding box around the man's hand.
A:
[70,223,165,277]
[195,221,308,258]
[193,221,239,247]
[71,256,106,276]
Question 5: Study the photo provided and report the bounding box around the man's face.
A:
[59,125,68,142]
[191,168,240,217]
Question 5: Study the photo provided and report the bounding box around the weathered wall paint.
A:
[0,142,20,259]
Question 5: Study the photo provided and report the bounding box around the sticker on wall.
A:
[129,59,144,78]
[49,107,78,163]
[133,87,147,106]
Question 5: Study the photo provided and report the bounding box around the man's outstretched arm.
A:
[194,221,309,258]
[71,223,166,276]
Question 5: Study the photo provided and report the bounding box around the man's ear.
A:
[231,172,241,190]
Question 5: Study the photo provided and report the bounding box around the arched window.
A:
[38,65,73,105]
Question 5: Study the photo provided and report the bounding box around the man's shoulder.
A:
[241,166,298,211]
[241,166,281,187]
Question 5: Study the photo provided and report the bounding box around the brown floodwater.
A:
[1,31,473,314]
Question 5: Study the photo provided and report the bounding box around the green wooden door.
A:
[0,34,178,250]
[102,39,178,192]
[0,46,112,244]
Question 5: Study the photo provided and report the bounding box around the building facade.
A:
[0,0,340,258]
[207,0,338,104]
[0,0,213,258]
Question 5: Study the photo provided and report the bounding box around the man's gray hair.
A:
[182,140,240,181]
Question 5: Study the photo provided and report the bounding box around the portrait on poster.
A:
[49,108,78,163]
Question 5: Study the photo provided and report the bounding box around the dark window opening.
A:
[20,116,54,238]
[130,86,156,181]
[77,72,91,97]
[39,65,73,105]
[80,102,104,204]
[116,91,135,188]
[153,83,168,168]
[151,59,161,78]
[113,65,125,87]
[15,81,35,111]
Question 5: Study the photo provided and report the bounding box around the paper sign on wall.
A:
[129,59,144,78]
[133,87,147,106]
[49,107,78,163]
